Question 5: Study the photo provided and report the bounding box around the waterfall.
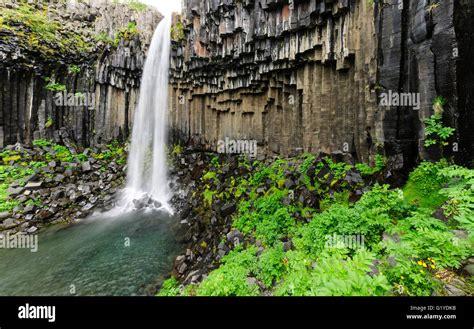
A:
[121,16,172,212]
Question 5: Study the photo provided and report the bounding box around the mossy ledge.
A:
[0,0,162,148]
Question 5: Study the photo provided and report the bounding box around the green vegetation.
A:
[171,144,183,157]
[94,21,140,48]
[274,249,390,296]
[424,96,455,154]
[234,190,296,246]
[126,0,147,12]
[45,79,67,92]
[45,117,54,129]
[94,32,115,45]
[157,277,181,296]
[0,139,128,215]
[195,247,260,296]
[403,160,449,209]
[0,165,34,212]
[355,154,386,176]
[0,184,20,212]
[0,3,94,60]
[171,20,185,42]
[67,65,81,74]
[162,152,474,296]
[112,0,147,12]
[92,141,125,163]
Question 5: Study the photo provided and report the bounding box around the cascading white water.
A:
[121,16,172,211]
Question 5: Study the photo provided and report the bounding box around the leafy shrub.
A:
[296,184,405,256]
[424,113,455,148]
[295,204,361,256]
[32,139,52,148]
[382,253,438,296]
[52,145,73,162]
[171,20,185,42]
[1,154,21,164]
[67,65,81,74]
[29,161,47,169]
[275,249,390,296]
[93,142,124,161]
[438,165,474,231]
[356,154,386,176]
[94,32,114,44]
[255,243,286,288]
[382,208,471,295]
[45,81,67,92]
[202,171,217,181]
[0,166,34,183]
[234,190,295,245]
[196,247,259,296]
[404,161,449,209]
[171,144,183,157]
[45,117,54,129]
[75,153,89,162]
[424,96,455,153]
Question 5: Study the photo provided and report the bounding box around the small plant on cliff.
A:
[45,80,66,92]
[45,117,54,129]
[171,144,183,157]
[112,21,139,47]
[94,32,115,45]
[127,0,147,12]
[32,139,52,148]
[424,96,455,154]
[171,21,185,42]
[67,65,81,74]
[113,0,147,12]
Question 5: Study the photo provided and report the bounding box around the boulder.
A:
[26,226,38,234]
[36,210,54,221]
[24,182,43,191]
[7,186,24,197]
[220,203,236,217]
[81,161,92,172]
[23,204,36,214]
[0,211,11,221]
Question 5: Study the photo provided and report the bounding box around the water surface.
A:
[0,210,182,296]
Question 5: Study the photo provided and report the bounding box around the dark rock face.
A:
[376,0,467,166]
[453,0,474,164]
[0,0,162,148]
[170,0,473,166]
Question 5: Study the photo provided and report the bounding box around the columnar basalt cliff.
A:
[0,0,162,148]
[170,0,473,166]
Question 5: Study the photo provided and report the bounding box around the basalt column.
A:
[170,0,473,166]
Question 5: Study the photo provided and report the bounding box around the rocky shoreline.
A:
[0,130,126,236]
